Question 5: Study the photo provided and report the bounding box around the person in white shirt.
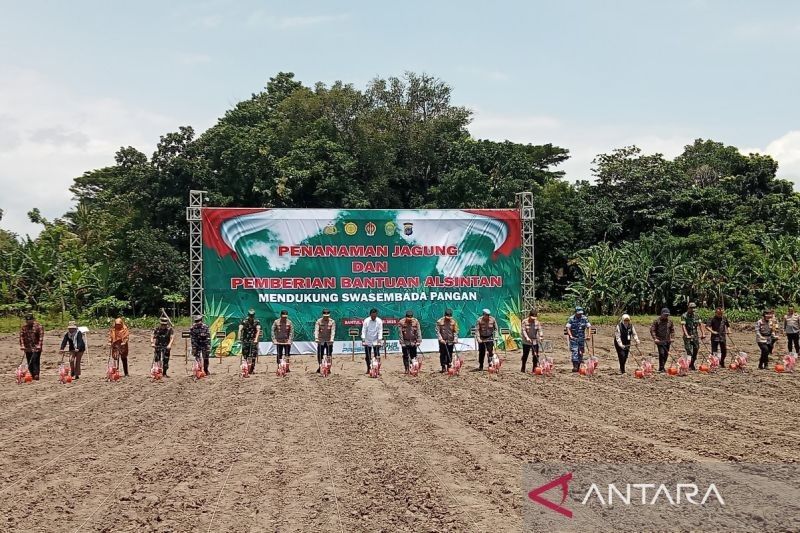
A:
[613,314,640,374]
[361,308,383,374]
[784,305,799,354]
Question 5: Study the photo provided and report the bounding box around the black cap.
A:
[322,309,330,315]
[369,308,378,314]
[280,310,288,316]
[444,309,453,317]
[405,310,413,318]
[24,313,34,320]
[529,309,537,316]
[248,308,256,316]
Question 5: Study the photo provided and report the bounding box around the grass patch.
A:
[0,314,192,334]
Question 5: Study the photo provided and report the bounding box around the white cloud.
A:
[743,130,800,187]
[471,109,800,190]
[468,110,561,138]
[246,10,349,29]
[469,109,692,181]
[0,67,176,238]
[29,126,90,148]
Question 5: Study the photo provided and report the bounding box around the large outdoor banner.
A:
[202,208,521,355]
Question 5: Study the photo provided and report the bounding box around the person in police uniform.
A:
[314,309,335,373]
[436,309,458,373]
[475,309,498,371]
[271,310,294,367]
[190,314,211,375]
[398,310,422,373]
[521,309,543,373]
[238,309,261,374]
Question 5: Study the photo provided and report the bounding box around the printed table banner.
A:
[202,208,521,355]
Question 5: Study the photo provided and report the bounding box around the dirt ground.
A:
[0,325,798,533]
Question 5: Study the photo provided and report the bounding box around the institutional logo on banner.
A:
[344,222,358,236]
[384,221,397,236]
[323,223,337,235]
[403,222,414,235]
[365,222,376,236]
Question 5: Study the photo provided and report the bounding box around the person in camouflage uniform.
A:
[151,317,175,377]
[680,302,706,370]
[238,309,261,374]
[19,313,44,380]
[566,307,591,373]
[190,314,212,375]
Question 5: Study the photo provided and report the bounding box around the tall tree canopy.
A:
[0,72,572,315]
[1,73,797,316]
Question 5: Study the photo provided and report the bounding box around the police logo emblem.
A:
[344,222,358,236]
[403,222,413,236]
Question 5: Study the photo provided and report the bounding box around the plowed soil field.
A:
[1,325,797,532]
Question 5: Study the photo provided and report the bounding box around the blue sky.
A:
[1,0,799,236]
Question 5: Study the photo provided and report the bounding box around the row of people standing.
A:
[359,308,494,375]
[127,304,800,377]
[21,305,797,380]
[615,305,799,373]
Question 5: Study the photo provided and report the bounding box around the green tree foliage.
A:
[569,140,800,314]
[0,72,569,315]
[1,72,797,317]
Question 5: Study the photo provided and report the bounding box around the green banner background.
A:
[202,208,521,354]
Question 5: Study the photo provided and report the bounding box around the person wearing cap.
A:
[521,310,543,373]
[755,310,776,369]
[151,317,175,377]
[272,310,294,367]
[436,309,459,373]
[707,307,731,367]
[190,315,212,376]
[60,321,87,380]
[314,309,336,373]
[238,309,262,375]
[680,303,706,370]
[766,308,779,355]
[361,308,383,374]
[398,310,422,373]
[614,314,640,374]
[566,307,592,373]
[19,313,44,380]
[650,308,675,372]
[474,309,498,371]
[109,317,130,377]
